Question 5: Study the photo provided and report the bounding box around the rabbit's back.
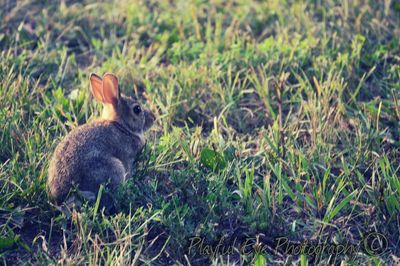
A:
[48,120,141,202]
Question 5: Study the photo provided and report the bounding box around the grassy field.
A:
[0,0,399,265]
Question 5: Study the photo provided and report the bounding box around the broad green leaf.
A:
[200,148,226,171]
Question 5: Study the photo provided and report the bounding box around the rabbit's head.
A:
[89,73,155,134]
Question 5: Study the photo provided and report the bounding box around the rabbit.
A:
[47,73,155,205]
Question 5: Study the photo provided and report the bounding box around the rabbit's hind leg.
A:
[80,156,126,210]
[81,156,127,194]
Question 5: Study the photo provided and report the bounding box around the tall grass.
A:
[0,0,399,264]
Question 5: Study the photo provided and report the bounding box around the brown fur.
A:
[47,73,155,204]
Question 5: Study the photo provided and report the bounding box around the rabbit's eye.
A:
[133,105,142,115]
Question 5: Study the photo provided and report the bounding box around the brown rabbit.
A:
[47,73,155,204]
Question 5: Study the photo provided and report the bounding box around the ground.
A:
[0,0,399,265]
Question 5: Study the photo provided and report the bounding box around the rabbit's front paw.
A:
[80,190,97,202]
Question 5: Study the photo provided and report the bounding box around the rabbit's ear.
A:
[102,73,120,106]
[89,73,104,102]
